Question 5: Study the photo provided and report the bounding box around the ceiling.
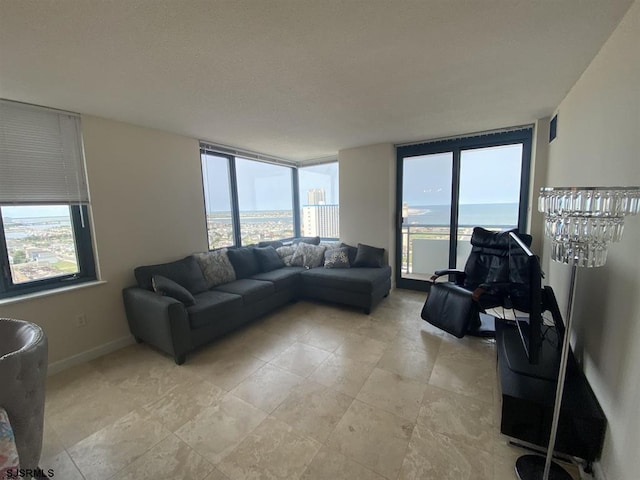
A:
[0,0,633,162]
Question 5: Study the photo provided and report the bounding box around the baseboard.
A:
[47,335,135,376]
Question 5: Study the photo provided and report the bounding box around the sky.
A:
[403,144,523,206]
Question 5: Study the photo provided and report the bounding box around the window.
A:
[236,158,294,244]
[298,163,339,239]
[0,100,96,298]
[201,153,235,249]
[200,143,339,248]
[396,128,532,289]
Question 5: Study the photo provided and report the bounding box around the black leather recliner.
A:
[421,227,532,338]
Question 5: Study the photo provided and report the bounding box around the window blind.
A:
[0,100,89,205]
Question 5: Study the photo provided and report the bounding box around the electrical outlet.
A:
[75,313,87,328]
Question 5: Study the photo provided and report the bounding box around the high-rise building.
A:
[307,188,326,205]
[302,204,339,238]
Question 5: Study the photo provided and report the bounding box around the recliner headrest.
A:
[470,227,532,249]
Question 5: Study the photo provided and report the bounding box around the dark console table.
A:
[495,318,606,463]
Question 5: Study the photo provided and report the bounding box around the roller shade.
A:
[0,100,89,205]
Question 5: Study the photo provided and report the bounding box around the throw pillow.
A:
[227,247,261,279]
[194,249,236,288]
[291,236,321,245]
[324,247,351,269]
[340,243,358,265]
[292,242,327,268]
[152,275,196,306]
[254,246,285,272]
[276,245,296,266]
[353,243,385,268]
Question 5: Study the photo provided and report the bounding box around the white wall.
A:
[544,2,639,479]
[0,116,207,366]
[338,143,396,279]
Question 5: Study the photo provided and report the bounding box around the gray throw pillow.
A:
[194,249,236,288]
[227,247,261,279]
[276,245,296,266]
[352,243,385,268]
[292,243,327,268]
[340,243,358,265]
[324,247,351,269]
[152,275,196,306]
[292,236,321,245]
[254,246,285,272]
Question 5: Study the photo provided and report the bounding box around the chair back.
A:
[0,319,48,471]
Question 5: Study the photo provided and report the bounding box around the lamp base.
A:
[515,455,574,480]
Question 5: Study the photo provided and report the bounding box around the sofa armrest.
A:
[122,287,191,363]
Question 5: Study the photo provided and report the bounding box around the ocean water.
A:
[406,203,519,228]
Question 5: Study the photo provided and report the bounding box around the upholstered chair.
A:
[0,318,48,473]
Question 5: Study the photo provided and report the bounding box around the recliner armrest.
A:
[430,269,466,285]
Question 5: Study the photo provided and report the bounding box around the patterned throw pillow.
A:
[324,247,351,269]
[276,246,296,266]
[194,249,236,288]
[0,408,19,479]
[292,242,327,268]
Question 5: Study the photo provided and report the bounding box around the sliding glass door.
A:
[396,129,532,290]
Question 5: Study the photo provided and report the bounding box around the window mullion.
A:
[228,156,242,247]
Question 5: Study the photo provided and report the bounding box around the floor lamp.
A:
[516,186,640,480]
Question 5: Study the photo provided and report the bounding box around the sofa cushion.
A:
[251,266,305,292]
[324,247,351,269]
[291,243,327,268]
[214,279,276,305]
[254,246,285,272]
[292,236,321,245]
[227,247,261,279]
[301,265,392,294]
[353,243,385,268]
[194,249,236,288]
[152,275,196,306]
[258,240,284,249]
[187,290,243,329]
[135,256,209,294]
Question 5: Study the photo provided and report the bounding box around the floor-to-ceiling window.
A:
[298,162,339,239]
[396,128,532,290]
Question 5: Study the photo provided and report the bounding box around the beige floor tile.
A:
[144,378,226,431]
[271,342,331,377]
[271,380,353,442]
[237,330,295,362]
[325,399,414,480]
[334,333,387,363]
[39,450,84,480]
[46,368,140,448]
[357,367,426,422]
[41,419,65,460]
[68,409,170,480]
[419,385,494,452]
[114,434,214,480]
[230,363,303,413]
[308,353,377,397]
[429,338,496,404]
[398,422,493,480]
[217,416,321,480]
[182,348,266,390]
[174,394,267,464]
[376,337,440,383]
[300,447,386,480]
[203,467,231,480]
[299,323,348,352]
[350,315,399,343]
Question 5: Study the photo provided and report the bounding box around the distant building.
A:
[302,204,339,238]
[307,188,326,205]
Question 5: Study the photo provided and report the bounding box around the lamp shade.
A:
[538,187,640,267]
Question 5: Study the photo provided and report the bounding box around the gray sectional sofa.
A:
[122,241,391,364]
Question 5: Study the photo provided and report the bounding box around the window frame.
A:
[0,204,97,299]
[199,144,339,250]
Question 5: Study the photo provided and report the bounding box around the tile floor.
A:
[41,289,580,480]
